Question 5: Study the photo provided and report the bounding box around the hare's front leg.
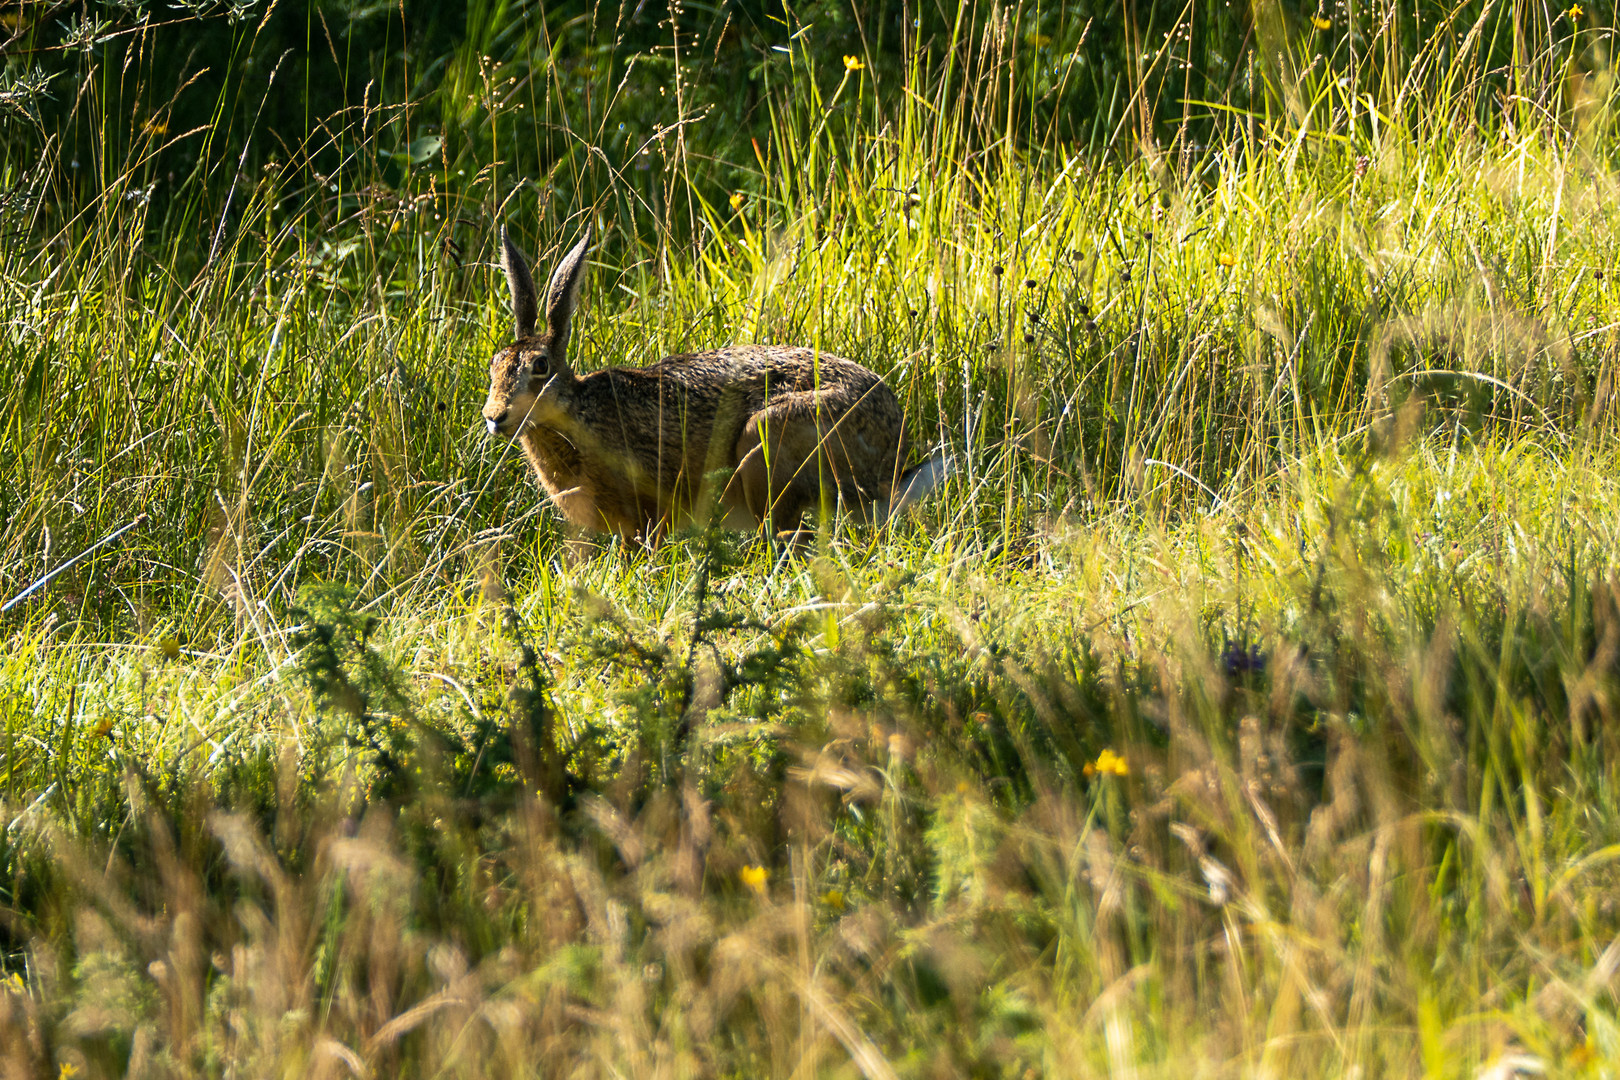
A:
[727,392,857,535]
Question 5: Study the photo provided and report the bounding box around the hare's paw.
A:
[759,525,814,568]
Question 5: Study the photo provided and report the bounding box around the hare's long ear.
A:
[543,226,591,366]
[500,225,539,339]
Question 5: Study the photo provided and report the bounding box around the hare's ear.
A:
[543,226,591,365]
[500,225,539,339]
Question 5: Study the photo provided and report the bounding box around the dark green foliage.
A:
[291,582,417,793]
[0,0,1587,258]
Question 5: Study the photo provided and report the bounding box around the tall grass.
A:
[5,0,1620,1075]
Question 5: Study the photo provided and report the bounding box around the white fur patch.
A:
[891,453,952,513]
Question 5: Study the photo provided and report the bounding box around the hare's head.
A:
[483,225,591,438]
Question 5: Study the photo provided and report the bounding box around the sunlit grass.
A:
[6,433,1620,1075]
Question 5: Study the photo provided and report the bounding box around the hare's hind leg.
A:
[727,409,813,535]
[726,392,867,535]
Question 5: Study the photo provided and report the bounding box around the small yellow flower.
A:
[740,865,768,895]
[1569,1039,1595,1067]
[1087,749,1128,778]
[729,191,747,211]
[820,888,846,911]
[141,118,167,136]
[1311,16,1331,30]
[1026,33,1052,48]
[1567,3,1584,18]
[158,636,181,659]
[1216,252,1237,268]
[843,55,865,72]
[60,1064,80,1080]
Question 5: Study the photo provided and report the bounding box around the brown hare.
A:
[482,225,945,542]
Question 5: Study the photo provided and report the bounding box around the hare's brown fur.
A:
[483,226,928,542]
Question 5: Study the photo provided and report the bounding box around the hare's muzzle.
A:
[483,408,510,437]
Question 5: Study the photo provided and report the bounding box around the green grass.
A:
[7,0,1620,1075]
[10,439,1620,1077]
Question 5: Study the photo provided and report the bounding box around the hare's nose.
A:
[486,410,508,435]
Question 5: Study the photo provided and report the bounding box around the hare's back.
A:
[647,345,888,399]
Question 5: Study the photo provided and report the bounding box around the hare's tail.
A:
[890,451,952,514]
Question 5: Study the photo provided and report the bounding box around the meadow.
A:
[4,0,1620,1075]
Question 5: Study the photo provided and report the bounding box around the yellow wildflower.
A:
[1085,749,1128,778]
[1570,1039,1595,1067]
[820,888,846,911]
[1311,16,1331,30]
[729,191,747,211]
[843,55,865,72]
[1026,33,1052,48]
[60,1065,80,1079]
[158,636,181,659]
[1216,252,1237,268]
[740,865,768,895]
[1568,4,1584,18]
